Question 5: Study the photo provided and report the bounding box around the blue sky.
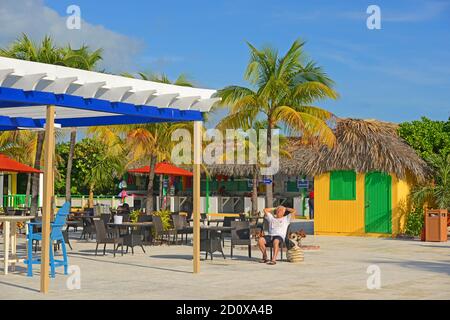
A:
[2,0,449,126]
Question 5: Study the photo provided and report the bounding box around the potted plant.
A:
[411,153,449,240]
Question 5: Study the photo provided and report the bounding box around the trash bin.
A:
[425,209,448,242]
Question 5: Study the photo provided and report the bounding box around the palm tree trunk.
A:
[31,131,44,216]
[159,174,164,210]
[145,155,157,214]
[25,173,31,207]
[252,166,258,216]
[88,185,94,208]
[265,122,274,208]
[65,128,76,205]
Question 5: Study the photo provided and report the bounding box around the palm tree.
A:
[97,72,195,213]
[62,46,103,205]
[125,123,171,213]
[0,34,68,214]
[216,39,338,207]
[122,72,194,87]
[0,34,104,210]
[215,120,290,216]
[89,122,188,213]
[85,152,125,208]
[0,34,66,64]
[411,153,450,210]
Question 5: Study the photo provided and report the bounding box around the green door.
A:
[365,172,392,233]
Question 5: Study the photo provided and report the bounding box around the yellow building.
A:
[314,171,413,236]
[281,119,429,237]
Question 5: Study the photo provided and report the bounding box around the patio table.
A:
[108,222,154,252]
[0,215,33,274]
[206,219,225,226]
[187,218,207,223]
[10,208,30,216]
[200,225,234,260]
[107,222,154,228]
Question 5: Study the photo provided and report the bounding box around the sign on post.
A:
[297,179,309,189]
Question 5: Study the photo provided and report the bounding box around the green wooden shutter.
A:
[330,170,356,200]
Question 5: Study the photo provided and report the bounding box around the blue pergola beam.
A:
[0,114,184,131]
[0,86,203,123]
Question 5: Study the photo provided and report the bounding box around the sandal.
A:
[259,258,268,263]
[267,260,277,265]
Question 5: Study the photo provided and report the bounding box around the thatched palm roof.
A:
[281,118,430,182]
[206,163,256,177]
[200,118,429,183]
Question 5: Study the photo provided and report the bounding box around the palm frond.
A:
[272,105,336,147]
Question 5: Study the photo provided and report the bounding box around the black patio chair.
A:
[123,228,146,254]
[93,219,123,257]
[230,221,251,259]
[200,228,226,260]
[137,214,153,245]
[80,216,96,240]
[172,214,193,245]
[220,216,236,246]
[100,213,115,236]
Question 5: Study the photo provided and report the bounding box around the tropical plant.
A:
[404,207,425,237]
[0,34,66,64]
[399,117,450,159]
[411,153,450,210]
[130,210,141,223]
[84,150,125,208]
[122,72,194,87]
[215,39,338,206]
[55,138,123,199]
[152,209,172,231]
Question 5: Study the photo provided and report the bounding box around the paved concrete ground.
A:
[0,229,449,300]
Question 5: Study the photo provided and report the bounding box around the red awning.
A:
[128,162,193,177]
[0,154,41,173]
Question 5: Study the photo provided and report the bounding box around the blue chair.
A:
[25,202,71,278]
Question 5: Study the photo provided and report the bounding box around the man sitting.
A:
[258,206,296,265]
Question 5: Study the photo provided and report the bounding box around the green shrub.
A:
[153,209,172,230]
[130,210,141,223]
[404,207,424,236]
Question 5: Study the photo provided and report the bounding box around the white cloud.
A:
[0,0,144,73]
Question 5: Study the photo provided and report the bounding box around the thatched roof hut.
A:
[206,163,256,177]
[205,118,429,183]
[281,118,429,183]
